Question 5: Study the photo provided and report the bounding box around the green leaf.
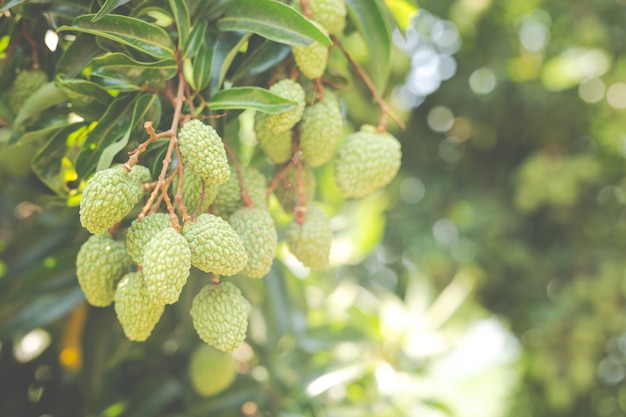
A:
[168,0,190,50]
[208,87,296,113]
[345,0,392,91]
[91,53,177,88]
[13,82,68,129]
[210,31,251,93]
[55,77,113,120]
[96,93,161,171]
[0,0,25,13]
[192,45,214,92]
[92,0,131,22]
[56,34,102,78]
[57,14,176,59]
[219,0,331,47]
[75,94,137,177]
[182,20,207,59]
[230,38,291,83]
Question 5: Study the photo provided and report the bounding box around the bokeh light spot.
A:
[579,78,606,103]
[607,83,626,109]
[469,67,497,95]
[428,106,454,132]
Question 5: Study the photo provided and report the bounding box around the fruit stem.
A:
[299,0,313,19]
[332,37,406,131]
[224,142,254,208]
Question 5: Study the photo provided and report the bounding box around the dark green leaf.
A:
[75,94,137,177]
[230,38,291,83]
[219,0,331,47]
[345,0,392,91]
[56,34,102,78]
[168,0,190,50]
[92,0,131,21]
[192,45,214,92]
[13,82,68,129]
[210,31,250,93]
[182,20,207,59]
[91,53,177,88]
[57,14,176,59]
[208,87,296,113]
[55,77,113,120]
[0,0,25,13]
[97,93,161,170]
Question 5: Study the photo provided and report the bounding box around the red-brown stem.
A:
[210,274,222,285]
[314,78,325,100]
[193,179,207,219]
[294,155,307,225]
[224,142,253,208]
[266,160,295,196]
[300,0,313,19]
[333,37,406,131]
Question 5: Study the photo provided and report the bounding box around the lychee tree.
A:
[0,0,420,415]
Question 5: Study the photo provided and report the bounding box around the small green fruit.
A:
[308,0,347,34]
[126,213,171,265]
[274,165,316,214]
[286,204,332,271]
[213,166,267,219]
[299,91,343,167]
[173,170,218,215]
[264,79,306,133]
[229,207,277,278]
[254,112,293,164]
[178,120,230,185]
[291,24,329,80]
[189,344,237,397]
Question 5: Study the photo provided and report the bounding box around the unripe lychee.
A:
[286,204,332,271]
[143,227,191,304]
[274,165,316,214]
[189,344,237,397]
[129,164,152,185]
[76,233,132,307]
[114,271,165,342]
[178,120,230,185]
[126,213,171,265]
[213,166,267,219]
[254,112,293,164]
[79,166,143,234]
[229,207,277,278]
[308,0,347,34]
[190,282,248,352]
[334,126,402,198]
[264,79,306,133]
[183,213,248,276]
[291,25,329,80]
[298,91,343,167]
[173,170,218,215]
[8,69,48,115]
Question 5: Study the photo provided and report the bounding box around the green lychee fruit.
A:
[190,282,248,352]
[8,69,48,115]
[291,24,329,80]
[189,344,237,397]
[126,213,171,265]
[143,227,191,304]
[264,79,306,133]
[129,164,152,185]
[334,126,402,198]
[229,207,277,278]
[213,166,267,219]
[76,232,132,307]
[254,112,293,164]
[79,166,143,234]
[298,91,343,167]
[173,170,218,215]
[183,213,248,276]
[310,0,346,34]
[114,271,165,342]
[286,203,332,271]
[274,165,316,214]
[178,119,230,185]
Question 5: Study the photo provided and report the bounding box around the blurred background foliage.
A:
[1,0,626,416]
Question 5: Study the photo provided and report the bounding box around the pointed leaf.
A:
[75,94,137,177]
[192,45,214,91]
[56,34,102,78]
[13,82,68,129]
[168,0,190,49]
[210,31,250,93]
[219,0,331,47]
[230,38,291,83]
[345,0,392,91]
[91,53,177,88]
[58,14,176,59]
[92,0,132,21]
[97,93,161,170]
[208,87,296,113]
[55,77,113,120]
[182,20,207,59]
[0,0,25,13]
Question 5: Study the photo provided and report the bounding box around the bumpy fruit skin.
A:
[129,164,152,185]
[286,204,332,271]
[174,170,218,215]
[143,227,191,304]
[183,214,248,276]
[298,92,343,167]
[265,80,306,133]
[229,207,277,278]
[178,120,230,185]
[213,166,267,219]
[308,0,347,34]
[291,25,329,80]
[114,271,165,342]
[126,213,171,265]
[190,282,248,352]
[334,126,402,198]
[80,166,143,234]
[8,70,48,115]
[254,112,293,164]
[189,344,237,397]
[76,233,132,307]
[274,165,316,213]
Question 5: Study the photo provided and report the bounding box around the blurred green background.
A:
[2,0,626,416]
